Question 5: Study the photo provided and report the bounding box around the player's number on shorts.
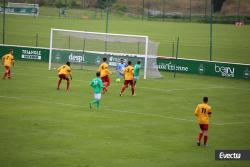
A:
[201,108,206,114]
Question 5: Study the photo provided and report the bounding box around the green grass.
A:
[0,7,250,64]
[0,61,250,167]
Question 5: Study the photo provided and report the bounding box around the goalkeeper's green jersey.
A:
[90,77,104,94]
[134,64,141,77]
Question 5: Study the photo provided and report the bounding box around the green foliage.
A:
[213,0,227,12]
[97,0,117,9]
[71,0,80,7]
[113,4,128,14]
[55,0,66,8]
[37,0,46,6]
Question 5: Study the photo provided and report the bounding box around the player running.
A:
[2,48,15,80]
[116,59,126,82]
[57,62,72,91]
[119,61,135,96]
[89,71,104,110]
[98,57,112,94]
[134,61,141,86]
[194,96,212,146]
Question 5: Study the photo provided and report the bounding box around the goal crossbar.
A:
[51,28,148,39]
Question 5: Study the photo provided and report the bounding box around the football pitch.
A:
[0,61,250,167]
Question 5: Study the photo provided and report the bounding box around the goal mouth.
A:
[49,28,162,79]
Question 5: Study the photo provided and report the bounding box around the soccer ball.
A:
[116,78,121,83]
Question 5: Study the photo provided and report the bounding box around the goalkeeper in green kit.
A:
[134,61,141,86]
[89,72,104,110]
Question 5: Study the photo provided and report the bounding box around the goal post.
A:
[49,28,162,79]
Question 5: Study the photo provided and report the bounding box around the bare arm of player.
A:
[208,112,212,117]
[107,69,112,75]
[12,59,15,67]
[68,69,72,80]
[208,108,212,117]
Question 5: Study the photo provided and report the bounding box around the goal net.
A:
[49,28,162,79]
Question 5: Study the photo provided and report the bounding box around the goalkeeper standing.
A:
[116,59,126,81]
[89,72,104,110]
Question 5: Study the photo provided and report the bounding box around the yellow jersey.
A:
[2,54,14,67]
[194,103,212,124]
[123,65,134,80]
[98,62,111,77]
[57,65,71,76]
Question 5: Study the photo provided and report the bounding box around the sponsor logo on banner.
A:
[157,61,189,72]
[198,64,205,74]
[215,64,235,78]
[243,68,250,79]
[21,49,41,60]
[68,53,84,63]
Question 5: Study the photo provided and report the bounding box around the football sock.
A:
[66,81,70,90]
[204,135,208,145]
[198,132,203,143]
[91,100,100,109]
[96,100,100,109]
[102,82,107,93]
[106,80,110,88]
[57,78,62,89]
[7,69,11,78]
[120,86,126,94]
[131,87,135,95]
[102,87,107,94]
[3,71,8,80]
[134,81,137,86]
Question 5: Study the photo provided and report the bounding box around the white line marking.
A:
[0,95,249,126]
[11,73,250,92]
